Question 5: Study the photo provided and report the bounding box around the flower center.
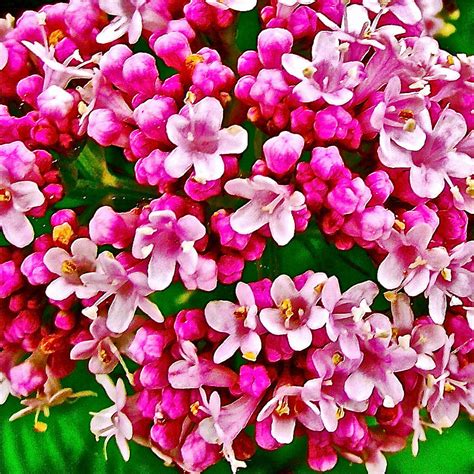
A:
[185,54,204,71]
[0,188,12,202]
[275,398,290,417]
[53,223,74,246]
[190,401,200,415]
[332,352,344,365]
[61,259,78,275]
[279,298,294,320]
[444,381,456,393]
[408,255,427,269]
[302,66,316,79]
[48,29,65,46]
[99,348,112,364]
[234,306,248,319]
[466,177,474,197]
[441,267,452,281]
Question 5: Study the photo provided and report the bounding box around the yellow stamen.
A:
[61,259,77,275]
[441,268,452,282]
[279,299,294,320]
[275,399,290,417]
[444,381,456,393]
[190,401,200,416]
[302,66,315,79]
[53,222,74,246]
[0,189,12,202]
[394,219,406,231]
[408,256,427,269]
[384,291,398,302]
[185,54,204,71]
[332,352,344,366]
[234,306,248,319]
[336,406,345,420]
[403,118,417,132]
[314,283,324,294]
[48,29,65,47]
[34,421,48,432]
[466,177,474,197]
[243,352,257,362]
[98,348,112,364]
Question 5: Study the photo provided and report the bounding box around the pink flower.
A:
[132,210,206,291]
[344,315,417,407]
[256,379,338,444]
[90,375,133,461]
[205,0,256,12]
[379,108,473,199]
[205,282,262,363]
[96,0,167,44]
[263,131,304,175]
[363,0,422,25]
[165,97,247,182]
[70,317,121,374]
[81,252,163,333]
[44,238,99,300]
[198,389,261,473]
[371,77,428,160]
[259,273,329,351]
[225,175,305,246]
[282,31,364,105]
[0,144,44,248]
[377,224,449,296]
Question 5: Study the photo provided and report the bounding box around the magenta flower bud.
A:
[31,120,59,147]
[174,309,206,341]
[402,205,439,231]
[161,386,190,419]
[100,44,134,87]
[321,210,344,235]
[128,326,169,365]
[54,310,76,330]
[134,97,177,142]
[0,260,23,298]
[122,53,160,97]
[256,417,281,450]
[234,75,256,105]
[16,74,43,107]
[37,86,75,120]
[287,6,317,39]
[145,358,175,389]
[211,210,250,251]
[42,183,64,204]
[159,74,185,101]
[50,209,78,228]
[237,51,262,76]
[309,146,345,180]
[87,109,130,147]
[89,206,139,249]
[183,0,213,30]
[257,28,293,69]
[263,131,304,175]
[153,32,192,71]
[437,208,468,245]
[241,234,266,261]
[327,177,371,215]
[248,278,272,309]
[135,149,174,190]
[184,175,222,201]
[239,365,271,397]
[250,69,290,108]
[345,207,395,242]
[291,106,316,135]
[217,254,244,284]
[9,361,46,397]
[129,130,159,160]
[151,420,181,451]
[166,18,196,41]
[20,252,54,286]
[366,171,394,205]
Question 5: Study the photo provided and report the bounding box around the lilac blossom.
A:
[259,273,329,351]
[205,0,256,12]
[80,251,163,333]
[204,282,262,363]
[90,375,133,461]
[132,210,206,291]
[43,238,99,300]
[282,31,365,105]
[225,175,306,246]
[165,97,248,182]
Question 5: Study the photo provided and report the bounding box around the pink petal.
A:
[271,415,296,444]
[164,147,193,178]
[214,335,240,363]
[344,371,375,401]
[205,301,238,333]
[269,205,295,246]
[259,308,287,335]
[1,210,34,248]
[10,181,45,211]
[218,126,248,155]
[148,248,177,291]
[271,274,298,305]
[230,200,270,235]
[193,152,225,181]
[287,326,313,351]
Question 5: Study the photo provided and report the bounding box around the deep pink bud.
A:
[174,309,206,341]
[153,32,191,71]
[366,171,394,205]
[134,97,177,143]
[217,254,244,284]
[287,6,317,39]
[122,53,160,97]
[309,146,345,180]
[237,51,262,76]
[128,326,169,365]
[327,177,371,215]
[263,131,304,175]
[87,109,130,147]
[161,386,190,419]
[0,260,23,298]
[100,44,134,89]
[21,252,54,286]
[257,28,293,69]
[239,364,271,397]
[16,74,43,107]
[151,420,181,451]
[37,86,75,120]
[9,361,46,397]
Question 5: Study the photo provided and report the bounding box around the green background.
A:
[1,1,473,473]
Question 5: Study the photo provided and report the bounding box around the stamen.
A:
[441,268,452,281]
[302,66,316,79]
[53,222,74,246]
[275,399,290,416]
[0,188,12,202]
[61,259,77,275]
[332,352,344,365]
[279,299,294,320]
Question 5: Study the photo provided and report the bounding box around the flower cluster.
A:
[0,0,472,473]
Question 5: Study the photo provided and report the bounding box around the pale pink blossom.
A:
[204,282,261,363]
[44,238,99,300]
[225,175,305,246]
[0,165,44,248]
[81,252,163,333]
[205,0,256,12]
[132,210,206,291]
[165,97,247,182]
[363,0,422,25]
[282,32,365,105]
[96,0,167,44]
[259,273,329,351]
[90,375,133,461]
